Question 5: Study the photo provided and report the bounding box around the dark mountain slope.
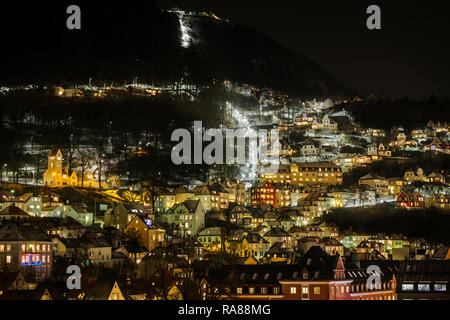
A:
[1,1,354,98]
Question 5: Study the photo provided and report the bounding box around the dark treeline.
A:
[322,206,450,245]
[0,89,220,134]
[337,96,450,131]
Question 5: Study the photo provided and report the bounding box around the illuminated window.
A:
[314,287,320,295]
[418,284,430,292]
[434,284,446,292]
[402,284,414,291]
[6,255,12,264]
[290,287,297,294]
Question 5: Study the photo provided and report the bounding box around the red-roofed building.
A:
[396,192,425,209]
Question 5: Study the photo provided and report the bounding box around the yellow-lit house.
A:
[197,227,225,253]
[107,281,126,300]
[235,233,270,261]
[260,162,343,187]
[43,149,78,187]
[358,173,389,197]
[388,177,407,197]
[124,216,165,251]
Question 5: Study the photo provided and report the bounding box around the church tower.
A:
[48,149,63,170]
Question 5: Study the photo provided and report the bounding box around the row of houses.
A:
[154,179,245,213]
[0,191,93,226]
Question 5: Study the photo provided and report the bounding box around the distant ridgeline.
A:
[335,96,450,131]
[0,1,354,99]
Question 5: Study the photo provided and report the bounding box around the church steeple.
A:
[48,149,63,170]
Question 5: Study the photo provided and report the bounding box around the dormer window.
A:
[303,272,308,280]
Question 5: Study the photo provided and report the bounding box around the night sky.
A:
[157,0,450,99]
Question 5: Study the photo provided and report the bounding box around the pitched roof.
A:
[126,215,164,231]
[244,233,269,244]
[264,227,291,238]
[0,191,17,203]
[396,260,450,283]
[48,149,61,157]
[359,173,387,181]
[0,223,50,242]
[60,217,87,230]
[431,247,450,259]
[121,203,152,215]
[174,186,193,194]
[0,271,24,290]
[175,200,201,213]
[0,206,30,217]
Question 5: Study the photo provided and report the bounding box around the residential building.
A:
[358,173,389,197]
[0,223,53,282]
[435,194,450,209]
[0,206,30,222]
[368,143,391,157]
[317,221,339,238]
[300,141,322,156]
[197,227,225,253]
[234,232,270,261]
[154,189,176,213]
[124,216,165,251]
[396,260,450,300]
[404,168,426,182]
[263,227,292,249]
[221,178,246,205]
[104,203,153,230]
[396,191,425,209]
[0,192,42,217]
[229,206,253,229]
[323,238,344,256]
[388,178,407,197]
[174,186,195,204]
[261,162,343,187]
[311,115,338,130]
[158,200,205,237]
[250,181,275,208]
[193,181,229,211]
[62,203,94,226]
